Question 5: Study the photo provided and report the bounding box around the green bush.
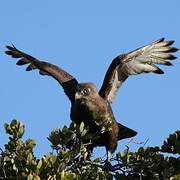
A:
[0,120,179,180]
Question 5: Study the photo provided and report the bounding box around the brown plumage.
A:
[5,38,178,159]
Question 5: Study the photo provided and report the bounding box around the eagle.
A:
[5,38,178,162]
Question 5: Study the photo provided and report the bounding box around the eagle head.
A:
[75,83,99,100]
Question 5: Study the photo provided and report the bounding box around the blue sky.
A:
[0,0,179,158]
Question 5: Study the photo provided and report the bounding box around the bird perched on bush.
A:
[5,38,178,162]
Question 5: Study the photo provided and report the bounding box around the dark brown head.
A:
[75,82,100,101]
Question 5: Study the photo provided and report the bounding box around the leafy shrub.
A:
[0,120,179,179]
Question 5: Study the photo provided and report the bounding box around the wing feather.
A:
[99,38,179,103]
[5,45,78,103]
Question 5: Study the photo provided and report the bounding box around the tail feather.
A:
[118,123,137,140]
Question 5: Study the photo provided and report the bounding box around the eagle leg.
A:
[102,151,113,171]
[106,150,111,162]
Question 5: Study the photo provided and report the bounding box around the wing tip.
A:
[6,45,12,50]
[5,50,12,55]
[169,55,177,60]
[165,61,173,66]
[6,44,18,51]
[16,59,29,66]
[155,38,178,47]
[154,68,164,74]
[159,37,165,42]
[168,47,179,53]
[26,65,32,71]
[5,45,21,58]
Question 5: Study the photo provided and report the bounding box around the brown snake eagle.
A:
[5,38,179,162]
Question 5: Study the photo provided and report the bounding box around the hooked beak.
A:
[75,92,82,100]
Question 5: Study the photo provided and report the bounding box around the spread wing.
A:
[99,38,179,103]
[5,45,78,104]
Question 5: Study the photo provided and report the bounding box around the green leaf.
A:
[81,129,87,137]
[94,158,101,163]
[27,153,33,164]
[13,164,17,172]
[161,130,180,154]
[50,155,57,164]
[79,122,85,133]
[27,174,33,180]
[33,175,41,180]
[43,152,52,162]
[25,139,36,149]
[4,156,11,162]
[37,160,42,169]
[66,173,77,179]
[61,170,65,179]
[4,123,13,135]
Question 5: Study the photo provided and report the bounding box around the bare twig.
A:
[142,138,149,147]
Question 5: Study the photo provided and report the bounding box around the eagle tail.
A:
[118,123,137,140]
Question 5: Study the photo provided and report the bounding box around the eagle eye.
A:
[82,88,89,95]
